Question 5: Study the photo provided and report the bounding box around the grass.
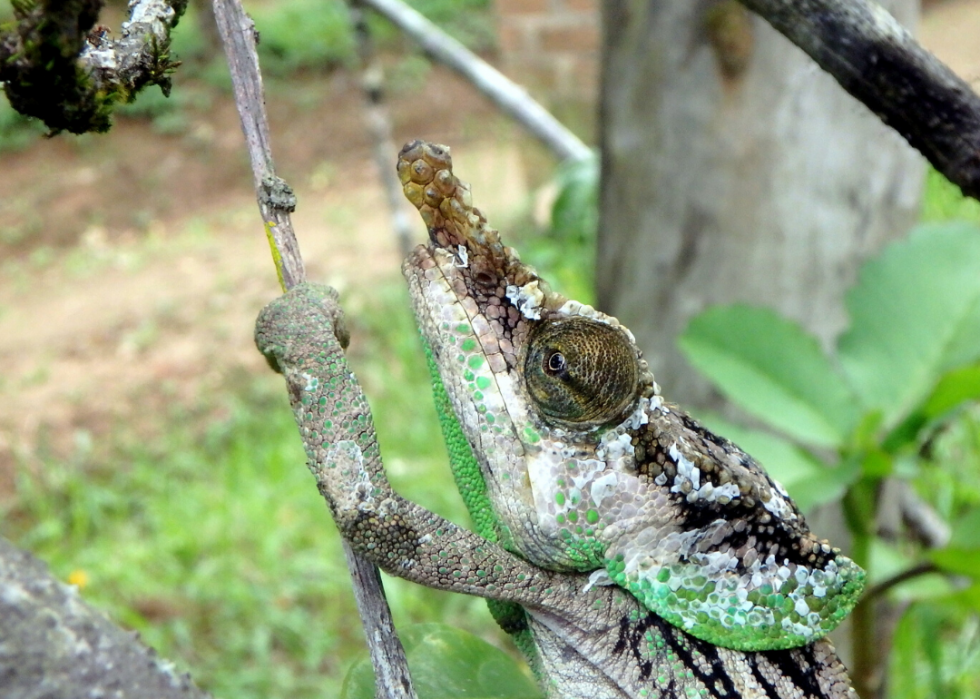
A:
[3,281,499,698]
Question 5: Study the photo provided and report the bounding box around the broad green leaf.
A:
[948,507,980,550]
[695,414,854,511]
[927,508,980,582]
[550,151,598,245]
[929,548,980,580]
[341,624,542,699]
[946,583,980,613]
[838,223,980,428]
[922,364,980,420]
[869,539,914,587]
[680,306,858,448]
[860,448,893,478]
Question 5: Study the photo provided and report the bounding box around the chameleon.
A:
[254,140,862,698]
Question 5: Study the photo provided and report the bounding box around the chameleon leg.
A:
[256,283,588,611]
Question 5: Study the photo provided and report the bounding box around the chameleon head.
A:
[399,141,865,651]
[399,140,658,569]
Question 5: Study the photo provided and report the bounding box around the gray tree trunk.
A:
[597,0,924,407]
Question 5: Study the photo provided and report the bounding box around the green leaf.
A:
[695,414,855,511]
[680,306,858,448]
[838,223,980,428]
[922,364,980,420]
[341,624,542,699]
[946,583,980,613]
[550,151,598,245]
[948,507,980,550]
[928,508,980,581]
[860,448,893,478]
[929,548,980,580]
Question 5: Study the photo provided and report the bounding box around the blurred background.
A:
[2,0,980,697]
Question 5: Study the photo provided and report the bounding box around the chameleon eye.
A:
[524,318,640,426]
[545,351,568,375]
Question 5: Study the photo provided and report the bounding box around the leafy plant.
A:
[679,222,980,697]
[341,624,541,699]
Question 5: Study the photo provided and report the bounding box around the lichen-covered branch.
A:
[0,537,212,699]
[0,0,188,134]
[358,0,591,163]
[736,0,980,199]
[212,1,416,695]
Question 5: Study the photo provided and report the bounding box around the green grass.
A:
[3,282,499,698]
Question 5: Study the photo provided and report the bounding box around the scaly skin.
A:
[255,141,862,698]
[397,140,864,652]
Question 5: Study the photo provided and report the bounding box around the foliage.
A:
[245,0,493,77]
[247,0,357,76]
[341,624,541,699]
[678,221,980,697]
[921,167,980,224]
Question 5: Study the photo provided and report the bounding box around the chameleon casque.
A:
[254,141,863,698]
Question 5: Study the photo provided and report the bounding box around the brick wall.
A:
[495,0,600,106]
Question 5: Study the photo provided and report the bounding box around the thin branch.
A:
[0,0,188,134]
[0,537,212,699]
[358,0,591,163]
[349,0,416,259]
[212,0,304,291]
[212,1,416,696]
[737,0,980,200]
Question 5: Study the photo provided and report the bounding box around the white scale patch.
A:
[300,372,319,393]
[582,568,614,592]
[505,281,546,320]
[668,443,741,504]
[590,472,619,507]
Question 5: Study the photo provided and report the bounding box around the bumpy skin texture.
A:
[255,141,862,698]
[397,140,864,653]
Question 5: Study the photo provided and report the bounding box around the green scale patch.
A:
[606,554,866,651]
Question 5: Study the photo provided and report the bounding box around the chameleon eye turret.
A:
[524,318,640,426]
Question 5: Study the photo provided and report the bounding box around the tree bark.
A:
[597,0,924,408]
[0,537,212,699]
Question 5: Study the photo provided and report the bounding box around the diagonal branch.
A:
[737,0,980,200]
[358,0,591,163]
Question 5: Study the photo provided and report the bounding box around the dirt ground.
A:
[0,63,532,495]
[1,2,978,498]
